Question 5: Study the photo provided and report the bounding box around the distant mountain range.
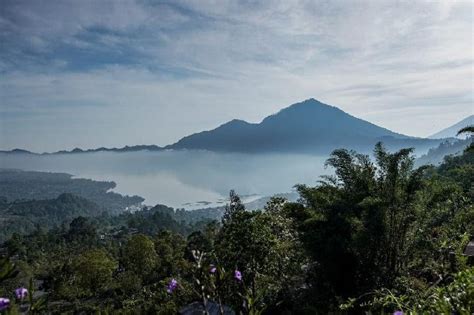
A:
[2,98,458,155]
[0,144,162,155]
[54,144,163,154]
[429,115,474,139]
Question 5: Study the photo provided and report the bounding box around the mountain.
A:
[0,148,34,154]
[429,115,474,139]
[167,98,441,154]
[1,99,446,155]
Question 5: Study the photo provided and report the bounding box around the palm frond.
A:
[456,125,474,136]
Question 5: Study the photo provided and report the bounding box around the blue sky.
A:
[0,0,473,152]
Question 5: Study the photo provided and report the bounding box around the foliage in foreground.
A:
[0,142,473,314]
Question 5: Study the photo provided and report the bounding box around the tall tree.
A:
[122,234,158,281]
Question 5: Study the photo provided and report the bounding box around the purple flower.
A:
[0,298,10,311]
[166,278,178,293]
[210,265,217,274]
[393,311,403,315]
[15,287,28,300]
[234,270,242,281]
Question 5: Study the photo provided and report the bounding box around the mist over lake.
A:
[0,150,329,209]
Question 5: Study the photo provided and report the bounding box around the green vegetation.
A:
[0,193,103,243]
[0,169,144,213]
[0,141,472,314]
[416,136,472,166]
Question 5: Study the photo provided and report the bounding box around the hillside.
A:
[0,193,102,242]
[1,143,472,314]
[416,137,473,166]
[429,115,474,139]
[0,169,143,213]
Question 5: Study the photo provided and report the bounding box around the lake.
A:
[0,150,329,209]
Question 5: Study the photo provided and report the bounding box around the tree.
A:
[154,230,188,278]
[74,249,116,295]
[221,190,245,223]
[66,216,97,243]
[457,125,474,152]
[456,125,474,136]
[216,193,303,312]
[372,142,427,277]
[122,234,158,281]
[287,143,429,310]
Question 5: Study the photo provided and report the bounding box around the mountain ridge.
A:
[0,144,163,155]
[429,115,474,139]
[165,98,438,154]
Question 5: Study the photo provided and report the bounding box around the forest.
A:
[0,170,144,214]
[0,139,473,314]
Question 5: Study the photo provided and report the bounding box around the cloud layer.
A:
[1,0,472,151]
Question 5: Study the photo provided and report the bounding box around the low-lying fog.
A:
[0,150,330,209]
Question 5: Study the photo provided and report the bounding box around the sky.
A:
[0,0,473,152]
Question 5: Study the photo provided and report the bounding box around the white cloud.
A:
[0,0,472,151]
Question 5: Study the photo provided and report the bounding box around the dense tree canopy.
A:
[0,142,472,314]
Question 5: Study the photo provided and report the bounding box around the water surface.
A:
[0,150,329,209]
